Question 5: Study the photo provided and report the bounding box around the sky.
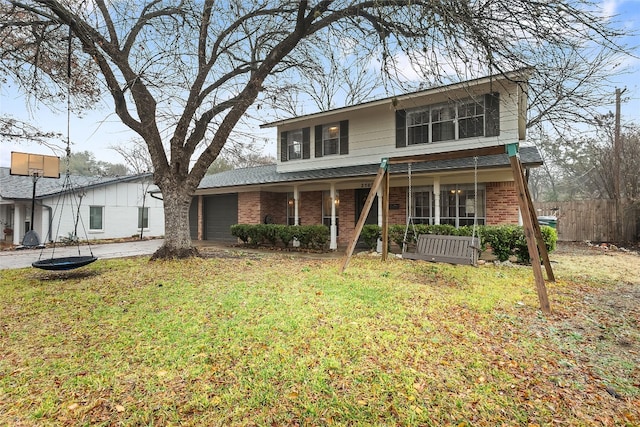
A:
[2,0,640,170]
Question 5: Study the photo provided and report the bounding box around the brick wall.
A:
[237,192,262,224]
[338,189,355,246]
[388,186,406,225]
[261,192,287,224]
[299,191,322,226]
[486,181,520,225]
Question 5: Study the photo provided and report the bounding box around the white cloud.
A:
[601,0,619,20]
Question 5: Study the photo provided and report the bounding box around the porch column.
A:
[433,176,441,225]
[13,204,23,245]
[330,184,337,250]
[376,186,383,252]
[293,186,300,247]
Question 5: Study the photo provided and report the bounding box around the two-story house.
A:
[190,70,542,249]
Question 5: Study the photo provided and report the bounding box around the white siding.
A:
[276,79,523,173]
[41,179,164,242]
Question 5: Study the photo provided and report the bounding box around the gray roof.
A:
[0,167,152,200]
[198,145,542,190]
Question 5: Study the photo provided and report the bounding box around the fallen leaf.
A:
[115,404,125,413]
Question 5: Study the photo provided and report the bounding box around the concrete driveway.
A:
[0,239,164,270]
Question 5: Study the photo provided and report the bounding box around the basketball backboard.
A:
[10,152,60,178]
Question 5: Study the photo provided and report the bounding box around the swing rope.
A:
[471,156,479,249]
[32,27,96,270]
[402,163,417,253]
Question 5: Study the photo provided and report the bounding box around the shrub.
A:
[259,224,279,246]
[277,225,296,247]
[231,224,329,250]
[514,225,558,264]
[428,224,457,236]
[361,224,381,250]
[389,224,406,247]
[296,225,329,249]
[482,225,518,261]
[230,224,251,244]
[308,225,330,249]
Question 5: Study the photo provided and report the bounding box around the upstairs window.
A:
[314,121,349,158]
[280,128,310,162]
[458,99,484,139]
[396,93,499,148]
[431,105,455,142]
[407,110,429,145]
[287,129,303,160]
[323,123,340,156]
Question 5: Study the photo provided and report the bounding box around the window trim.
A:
[138,206,149,230]
[89,206,104,231]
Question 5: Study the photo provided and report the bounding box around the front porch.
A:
[190,177,521,250]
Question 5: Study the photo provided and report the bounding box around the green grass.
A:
[1,253,638,426]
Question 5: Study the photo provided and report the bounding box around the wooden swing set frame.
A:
[339,143,555,314]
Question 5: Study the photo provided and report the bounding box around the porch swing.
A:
[32,29,97,271]
[402,157,480,265]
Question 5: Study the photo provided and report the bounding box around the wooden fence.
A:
[533,199,640,243]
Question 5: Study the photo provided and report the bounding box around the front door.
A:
[355,188,378,225]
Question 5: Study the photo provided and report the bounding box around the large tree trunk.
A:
[150,184,199,260]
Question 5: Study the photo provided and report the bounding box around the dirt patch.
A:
[526,241,640,402]
[550,241,640,287]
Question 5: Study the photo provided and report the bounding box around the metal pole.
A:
[30,175,37,231]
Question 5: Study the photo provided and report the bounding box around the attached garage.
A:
[202,194,238,241]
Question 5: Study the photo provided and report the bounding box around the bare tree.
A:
[0,116,62,150]
[1,0,629,258]
[532,116,640,202]
[111,139,153,174]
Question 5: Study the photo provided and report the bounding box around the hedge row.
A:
[364,223,558,264]
[231,222,558,264]
[230,224,329,250]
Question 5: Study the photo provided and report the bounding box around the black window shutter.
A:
[302,127,310,159]
[339,120,349,155]
[485,93,500,137]
[314,125,323,158]
[280,131,288,162]
[395,110,407,148]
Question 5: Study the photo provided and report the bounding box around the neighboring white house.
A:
[0,167,164,245]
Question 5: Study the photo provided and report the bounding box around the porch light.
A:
[334,197,340,206]
[288,198,294,206]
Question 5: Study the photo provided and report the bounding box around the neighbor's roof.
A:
[198,145,542,190]
[0,167,153,200]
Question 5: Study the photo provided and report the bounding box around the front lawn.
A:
[1,247,638,426]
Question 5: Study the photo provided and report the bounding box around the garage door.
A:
[203,194,238,241]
